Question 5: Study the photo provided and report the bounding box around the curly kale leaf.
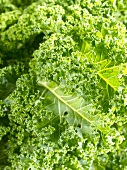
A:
[0,63,27,100]
[0,0,127,169]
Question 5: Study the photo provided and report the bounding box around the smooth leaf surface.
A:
[37,81,97,134]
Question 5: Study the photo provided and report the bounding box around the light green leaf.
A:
[82,40,127,94]
[98,63,127,93]
[37,80,97,135]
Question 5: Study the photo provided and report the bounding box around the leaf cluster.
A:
[0,0,127,169]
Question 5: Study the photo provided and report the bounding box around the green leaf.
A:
[0,10,21,32]
[37,80,97,136]
[82,39,127,94]
[0,63,27,100]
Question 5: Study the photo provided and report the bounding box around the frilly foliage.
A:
[0,0,127,169]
